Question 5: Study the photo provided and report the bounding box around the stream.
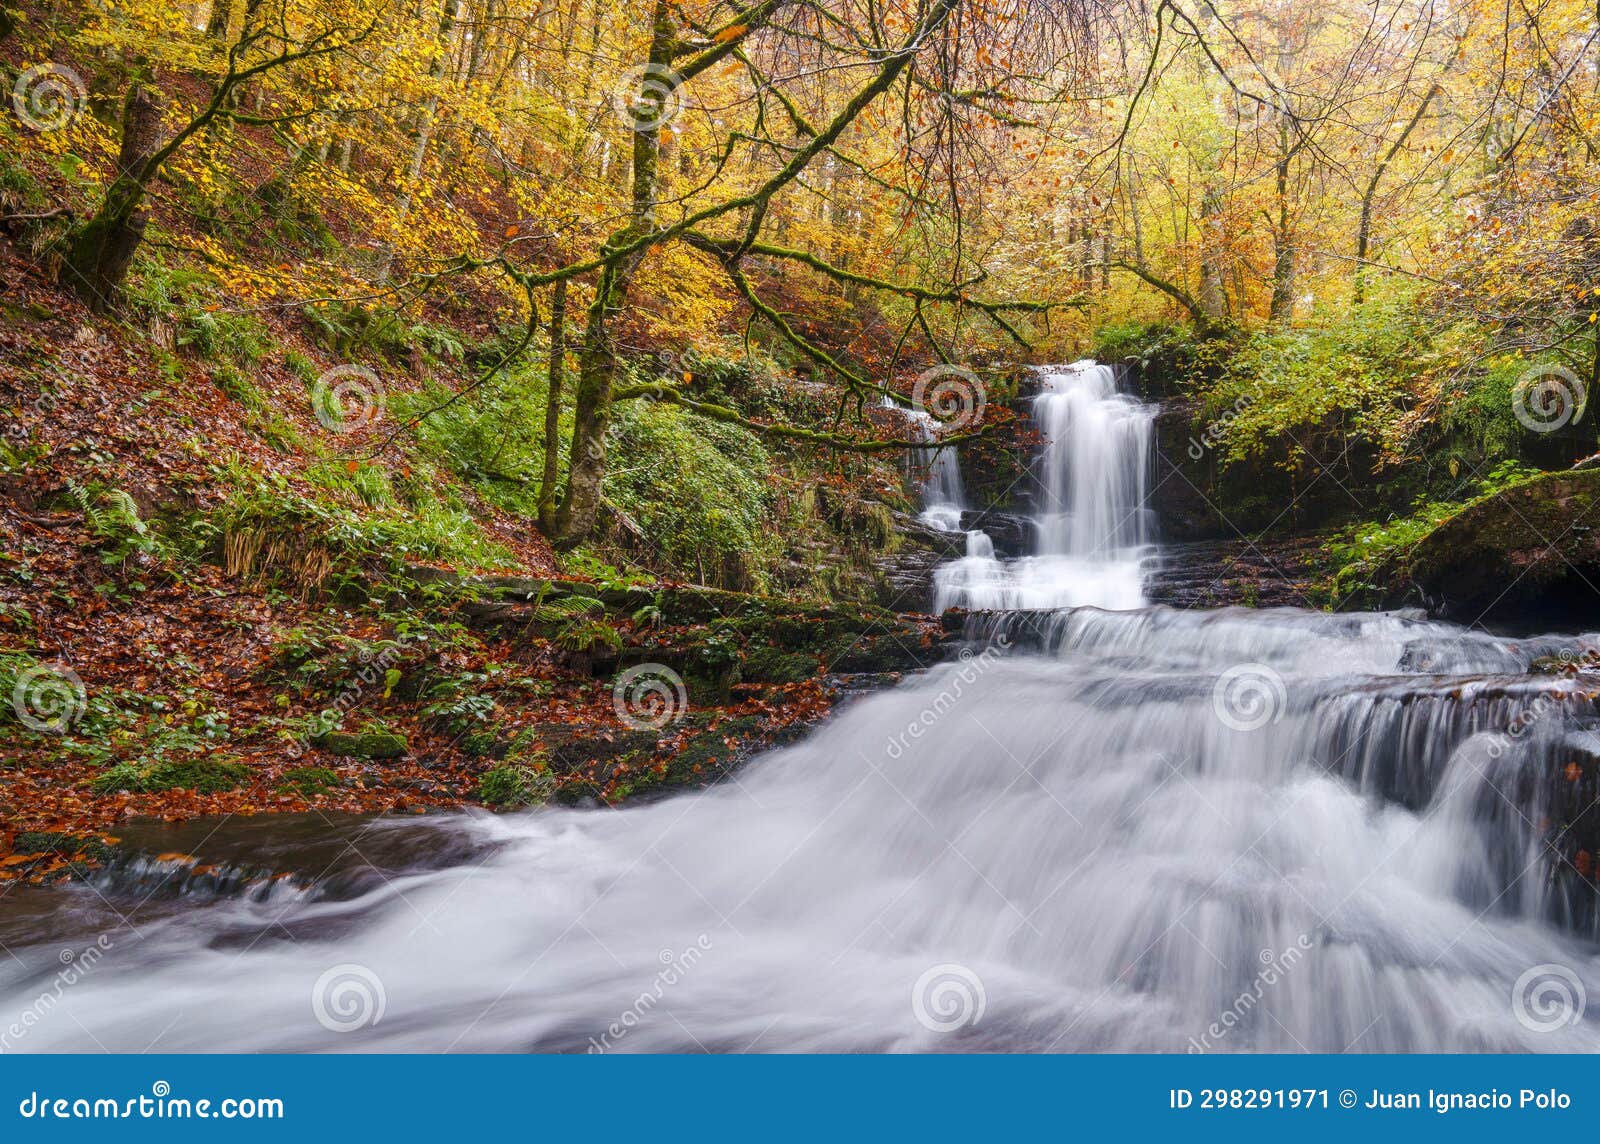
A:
[3,363,1600,1052]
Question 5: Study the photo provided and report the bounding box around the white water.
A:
[887,397,967,532]
[933,360,1155,613]
[4,607,1600,1051]
[5,366,1600,1053]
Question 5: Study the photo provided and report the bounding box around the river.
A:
[2,363,1598,1052]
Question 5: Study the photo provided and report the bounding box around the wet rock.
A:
[958,509,1033,556]
[1400,469,1600,620]
[1148,397,1230,541]
[1144,537,1322,609]
[12,831,113,861]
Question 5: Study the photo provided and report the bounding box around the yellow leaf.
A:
[714,24,749,43]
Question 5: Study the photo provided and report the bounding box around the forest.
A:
[0,0,1598,1059]
[0,0,1595,854]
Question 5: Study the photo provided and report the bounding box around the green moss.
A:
[313,727,408,759]
[276,765,340,795]
[604,400,777,591]
[478,757,553,807]
[1321,461,1544,606]
[1354,467,1600,613]
[90,756,250,794]
[12,831,112,861]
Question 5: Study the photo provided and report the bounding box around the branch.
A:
[612,383,989,453]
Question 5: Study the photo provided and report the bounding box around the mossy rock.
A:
[742,645,819,684]
[663,715,766,786]
[275,765,340,795]
[545,726,662,774]
[1400,468,1600,618]
[313,729,408,759]
[12,831,113,861]
[89,757,250,795]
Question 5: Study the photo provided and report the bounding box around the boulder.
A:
[315,729,409,759]
[1402,469,1600,619]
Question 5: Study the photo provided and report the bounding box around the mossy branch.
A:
[612,383,988,454]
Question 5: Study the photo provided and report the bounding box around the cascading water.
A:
[4,608,1600,1052]
[933,360,1155,613]
[886,397,968,532]
[5,365,1600,1053]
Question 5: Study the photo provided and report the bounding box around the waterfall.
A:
[933,360,1155,613]
[887,397,968,532]
[4,364,1599,1053]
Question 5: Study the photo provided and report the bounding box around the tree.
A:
[58,0,386,310]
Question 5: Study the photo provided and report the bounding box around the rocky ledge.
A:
[1385,468,1600,621]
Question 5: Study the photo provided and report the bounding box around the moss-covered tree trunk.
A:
[537,276,568,534]
[554,0,674,545]
[60,84,165,313]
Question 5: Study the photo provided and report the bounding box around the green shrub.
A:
[180,309,269,365]
[1201,287,1432,472]
[390,362,557,515]
[64,482,169,566]
[214,364,266,411]
[208,464,513,592]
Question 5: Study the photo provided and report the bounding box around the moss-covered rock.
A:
[275,765,340,795]
[313,728,408,759]
[89,756,250,795]
[12,831,113,861]
[1399,468,1600,618]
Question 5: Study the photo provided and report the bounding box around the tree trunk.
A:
[537,277,568,535]
[61,84,165,312]
[206,0,232,40]
[1268,137,1295,326]
[1199,183,1225,319]
[554,0,674,544]
[1356,82,1440,304]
